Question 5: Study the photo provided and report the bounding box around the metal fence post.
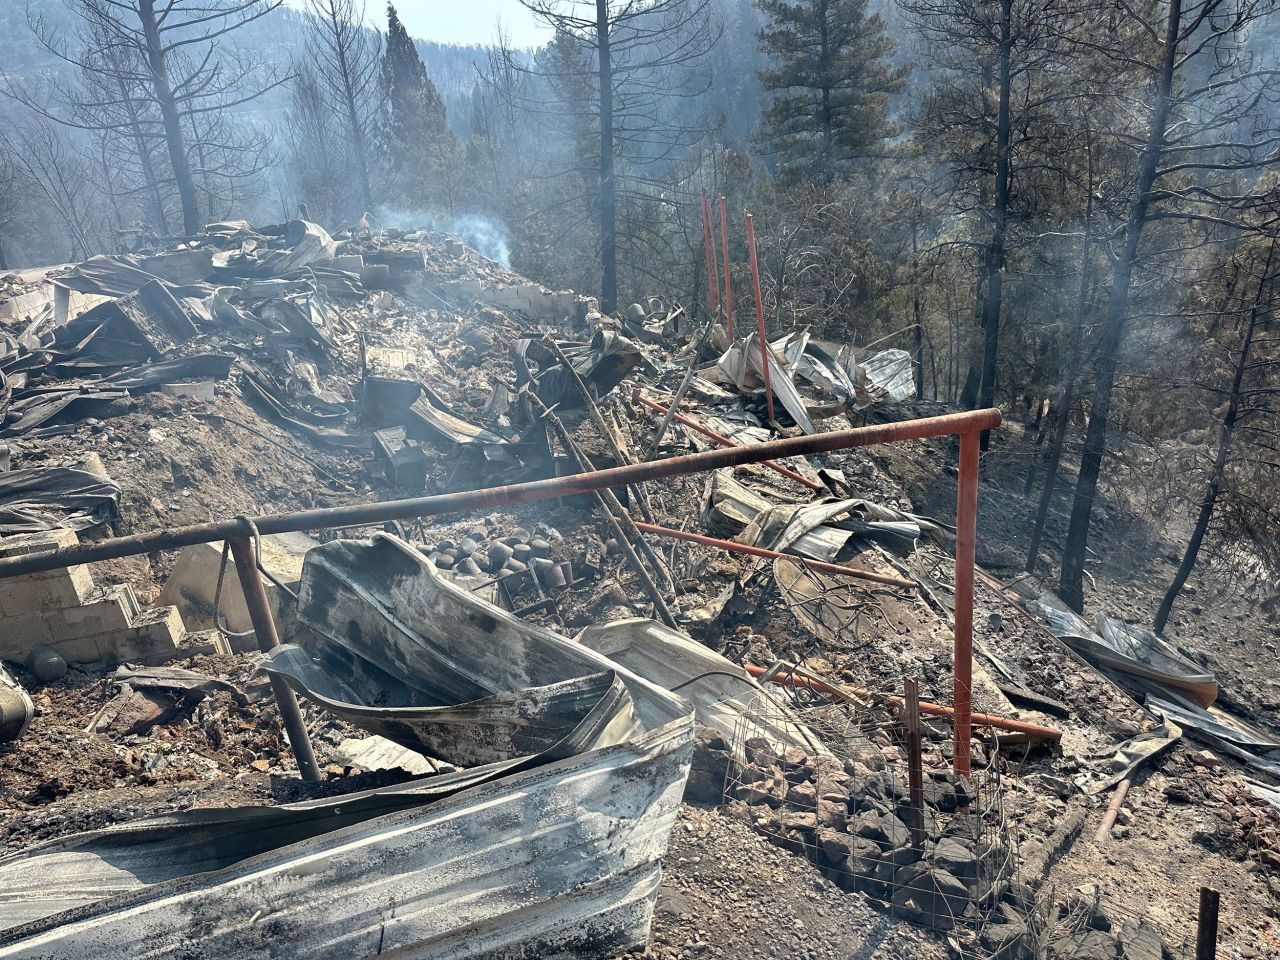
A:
[953,429,980,778]
[1196,887,1220,960]
[228,532,322,783]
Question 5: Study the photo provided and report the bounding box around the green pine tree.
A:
[757,0,907,183]
[379,3,455,205]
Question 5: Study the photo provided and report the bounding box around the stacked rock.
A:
[730,738,1009,933]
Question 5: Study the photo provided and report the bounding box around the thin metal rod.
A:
[533,396,677,626]
[1094,777,1131,842]
[541,337,654,524]
[701,195,720,319]
[719,196,734,339]
[953,429,980,778]
[228,534,321,783]
[743,663,1061,742]
[632,388,824,492]
[745,213,775,423]
[644,320,716,460]
[634,520,915,589]
[904,676,926,849]
[1196,887,1220,960]
[0,409,1002,579]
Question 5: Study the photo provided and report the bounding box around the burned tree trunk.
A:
[975,0,1013,449]
[1026,119,1094,573]
[1154,241,1276,634]
[137,0,200,235]
[1059,0,1182,611]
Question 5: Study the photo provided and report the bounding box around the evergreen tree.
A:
[379,3,455,206]
[757,0,906,183]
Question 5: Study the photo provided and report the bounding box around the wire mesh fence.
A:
[722,665,1020,951]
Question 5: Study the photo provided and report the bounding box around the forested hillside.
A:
[2,0,1280,626]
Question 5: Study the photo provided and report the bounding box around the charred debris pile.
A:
[0,220,1274,959]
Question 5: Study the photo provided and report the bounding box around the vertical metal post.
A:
[228,534,322,783]
[1196,887,1220,960]
[953,429,980,778]
[700,196,720,320]
[904,676,926,849]
[719,196,734,339]
[745,213,775,423]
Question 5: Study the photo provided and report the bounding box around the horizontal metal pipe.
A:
[0,408,1001,579]
[632,388,825,491]
[633,521,915,589]
[743,663,1062,742]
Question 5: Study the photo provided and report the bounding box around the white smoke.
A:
[374,207,513,269]
[447,214,512,269]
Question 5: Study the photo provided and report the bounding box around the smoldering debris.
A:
[0,217,1263,960]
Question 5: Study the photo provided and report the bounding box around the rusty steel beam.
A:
[719,196,734,339]
[229,533,321,782]
[743,663,1062,743]
[633,520,915,589]
[0,408,1000,580]
[701,196,720,319]
[632,388,825,492]
[953,429,981,778]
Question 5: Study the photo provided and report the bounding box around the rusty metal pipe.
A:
[701,196,720,319]
[745,213,775,423]
[633,520,915,589]
[632,388,825,492]
[953,429,980,777]
[743,662,1062,743]
[1094,776,1131,843]
[719,196,734,339]
[228,534,321,782]
[0,409,1001,580]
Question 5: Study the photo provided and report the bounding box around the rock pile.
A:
[728,737,1010,931]
[418,525,574,591]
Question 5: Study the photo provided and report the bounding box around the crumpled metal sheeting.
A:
[511,331,645,409]
[1094,614,1218,707]
[0,467,120,534]
[264,648,638,768]
[702,332,816,433]
[408,391,513,449]
[573,617,829,756]
[239,363,371,450]
[857,348,916,404]
[282,534,684,734]
[0,386,129,438]
[209,219,337,279]
[0,722,691,958]
[701,333,918,429]
[101,352,235,392]
[1008,575,1218,708]
[50,255,198,299]
[701,468,937,563]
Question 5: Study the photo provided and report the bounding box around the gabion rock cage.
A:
[724,668,1018,940]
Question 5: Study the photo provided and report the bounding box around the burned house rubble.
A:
[0,219,1275,960]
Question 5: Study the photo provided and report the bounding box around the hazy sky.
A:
[288,0,551,48]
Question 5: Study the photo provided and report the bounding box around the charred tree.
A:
[305,0,383,216]
[1154,239,1278,633]
[1058,0,1280,611]
[16,0,286,236]
[514,0,718,314]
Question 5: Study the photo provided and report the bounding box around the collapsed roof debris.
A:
[0,218,1273,960]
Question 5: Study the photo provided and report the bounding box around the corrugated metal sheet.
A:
[0,535,693,958]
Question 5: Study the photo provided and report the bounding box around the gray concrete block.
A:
[0,566,96,617]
